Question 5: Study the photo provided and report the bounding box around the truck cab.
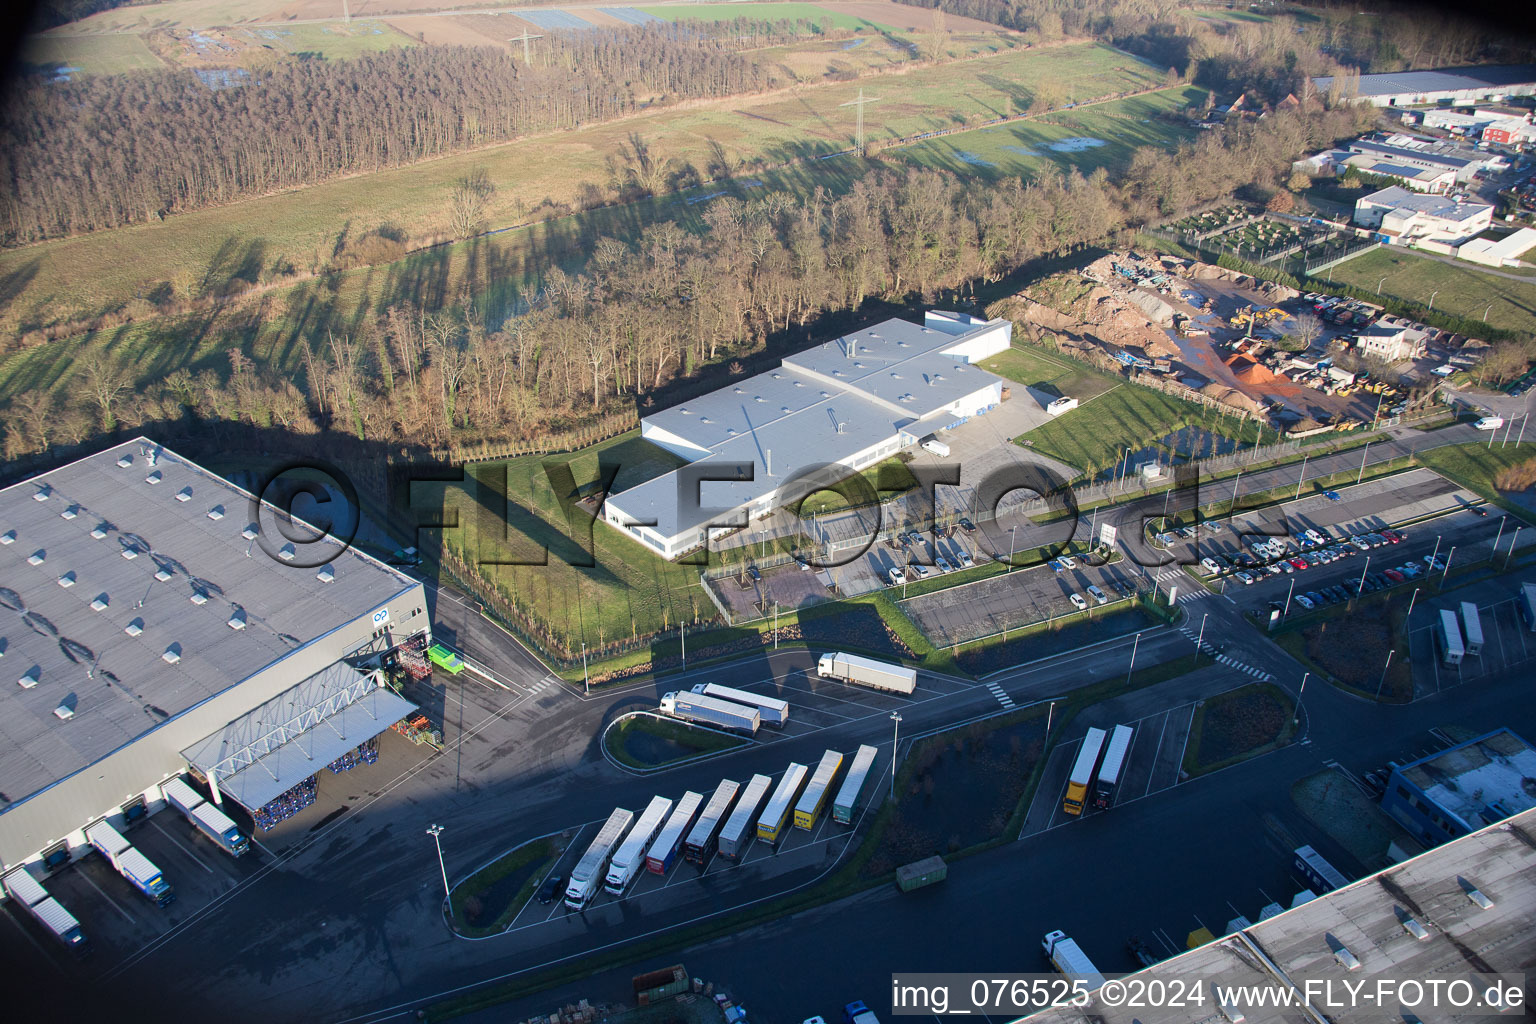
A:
[843,1002,881,1024]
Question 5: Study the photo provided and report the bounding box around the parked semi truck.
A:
[606,796,673,896]
[659,691,761,735]
[833,744,879,824]
[85,820,174,907]
[565,807,634,909]
[1293,845,1349,893]
[645,791,703,875]
[1063,727,1108,816]
[3,867,87,951]
[1042,930,1106,992]
[1437,608,1464,666]
[162,776,249,857]
[794,749,844,830]
[691,683,790,726]
[1460,601,1484,657]
[757,763,809,845]
[718,773,772,859]
[816,652,917,694]
[684,779,740,866]
[1093,725,1134,810]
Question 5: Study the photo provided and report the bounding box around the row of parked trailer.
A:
[1062,725,1135,816]
[2,775,250,952]
[657,654,917,736]
[565,745,881,910]
[1436,601,1487,667]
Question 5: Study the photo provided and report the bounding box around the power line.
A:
[507,29,543,64]
[839,87,882,156]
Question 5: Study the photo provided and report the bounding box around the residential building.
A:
[601,313,1016,560]
[1354,325,1425,362]
[1354,186,1494,244]
[1311,64,1536,108]
[1379,729,1536,846]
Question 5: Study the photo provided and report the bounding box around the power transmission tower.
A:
[840,88,881,156]
[507,29,543,64]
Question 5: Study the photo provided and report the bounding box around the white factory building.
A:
[0,440,429,873]
[1354,186,1494,245]
[1313,64,1536,108]
[602,312,1014,560]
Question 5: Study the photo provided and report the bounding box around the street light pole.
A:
[582,642,589,695]
[1126,632,1142,686]
[1195,612,1209,666]
[1295,454,1308,500]
[1484,302,1493,323]
[1294,672,1308,725]
[1356,554,1370,599]
[1377,276,1386,295]
[1357,440,1370,485]
[1406,586,1421,621]
[426,824,450,905]
[1229,469,1241,522]
[1505,527,1521,569]
[1283,579,1295,618]
[1494,515,1508,555]
[1427,290,1439,312]
[1046,700,1057,736]
[1375,649,1395,700]
[1008,525,1018,573]
[1440,545,1455,587]
[888,712,902,802]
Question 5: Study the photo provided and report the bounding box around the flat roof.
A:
[1349,138,1471,169]
[1359,185,1492,223]
[1399,729,1536,829]
[1313,64,1536,98]
[0,439,418,806]
[1019,806,1536,1024]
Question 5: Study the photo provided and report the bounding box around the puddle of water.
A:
[1002,144,1040,156]
[955,150,995,167]
[1047,137,1108,152]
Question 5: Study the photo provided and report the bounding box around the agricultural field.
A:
[1015,381,1263,479]
[640,2,901,32]
[20,32,164,74]
[0,40,1167,342]
[893,85,1207,180]
[1324,248,1536,336]
[232,21,417,59]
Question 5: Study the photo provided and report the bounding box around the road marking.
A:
[1143,712,1171,799]
[147,819,216,876]
[77,869,136,925]
[0,905,64,974]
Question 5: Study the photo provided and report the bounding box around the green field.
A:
[641,3,900,32]
[1325,248,1536,336]
[233,21,416,60]
[894,85,1208,179]
[1016,382,1263,478]
[1415,442,1536,507]
[979,343,1119,400]
[21,32,163,74]
[0,40,1166,344]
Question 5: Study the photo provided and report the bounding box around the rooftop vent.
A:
[175,486,193,502]
[679,407,691,415]
[754,396,765,403]
[162,644,181,664]
[898,341,909,347]
[699,417,711,425]
[1466,886,1493,910]
[242,524,258,540]
[154,568,173,582]
[120,546,139,560]
[820,390,830,398]
[772,373,783,379]
[832,369,844,377]
[57,571,77,588]
[854,362,865,369]
[33,485,51,502]
[1331,943,1361,971]
[890,372,902,379]
[27,550,46,566]
[781,406,791,413]
[146,470,162,485]
[60,505,80,520]
[316,565,335,583]
[278,543,296,561]
[124,618,144,637]
[189,590,208,606]
[794,381,804,388]
[116,454,133,468]
[1400,913,1430,941]
[53,702,75,721]
[734,387,744,394]
[19,667,40,688]
[227,610,247,630]
[90,524,108,539]
[0,530,14,545]
[207,505,225,520]
[90,594,109,612]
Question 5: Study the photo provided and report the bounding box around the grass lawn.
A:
[1415,442,1536,511]
[1324,247,1536,336]
[448,836,562,938]
[1273,588,1414,703]
[893,85,1208,180]
[1017,382,1263,479]
[641,2,901,32]
[796,456,918,515]
[231,21,417,59]
[603,713,747,770]
[20,32,164,73]
[1183,682,1296,775]
[0,40,1161,339]
[979,343,1119,401]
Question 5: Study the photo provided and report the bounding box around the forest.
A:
[0,25,772,243]
[2,101,1386,459]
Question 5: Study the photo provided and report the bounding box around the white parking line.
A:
[1143,713,1171,799]
[76,869,136,925]
[147,819,216,876]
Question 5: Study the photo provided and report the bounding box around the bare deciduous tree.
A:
[448,170,496,240]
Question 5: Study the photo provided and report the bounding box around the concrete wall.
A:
[0,583,427,870]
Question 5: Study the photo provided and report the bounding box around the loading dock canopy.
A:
[182,661,414,812]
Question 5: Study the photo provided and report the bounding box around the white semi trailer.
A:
[565,807,634,909]
[605,796,673,896]
[816,652,917,694]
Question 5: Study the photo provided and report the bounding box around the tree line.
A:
[0,26,773,244]
[3,101,1386,459]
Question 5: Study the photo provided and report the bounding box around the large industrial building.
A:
[1313,64,1536,108]
[0,440,429,873]
[602,312,1016,559]
[1019,805,1536,1024]
[1353,185,1494,244]
[1380,728,1536,847]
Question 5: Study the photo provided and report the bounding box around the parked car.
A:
[747,565,762,581]
[957,517,977,532]
[1382,529,1403,544]
[935,556,953,574]
[1289,556,1309,570]
[536,871,566,904]
[958,551,975,569]
[1048,559,1065,573]
[1323,490,1342,501]
[1401,562,1423,578]
[1306,591,1325,606]
[1235,570,1255,585]
[1069,593,1089,611]
[1294,594,1315,610]
[1201,557,1221,574]
[888,567,907,586]
[910,563,932,579]
[1087,584,1108,605]
[1384,568,1405,583]
[1424,555,1444,571]
[1058,555,1077,570]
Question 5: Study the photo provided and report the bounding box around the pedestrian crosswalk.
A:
[529,680,553,694]
[985,681,1015,709]
[1214,654,1273,681]
[1174,589,1210,605]
[1154,569,1211,604]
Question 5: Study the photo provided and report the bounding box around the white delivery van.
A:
[920,436,950,457]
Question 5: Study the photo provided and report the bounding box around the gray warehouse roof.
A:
[1314,64,1536,98]
[1358,186,1492,223]
[0,440,417,806]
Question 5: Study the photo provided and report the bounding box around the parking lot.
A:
[1403,580,1536,700]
